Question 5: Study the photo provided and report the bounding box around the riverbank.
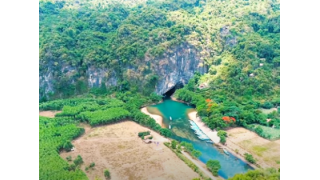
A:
[187,110,257,169]
[187,110,220,144]
[141,107,165,128]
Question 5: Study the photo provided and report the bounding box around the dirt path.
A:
[60,121,199,180]
[39,110,61,118]
[187,111,220,143]
[181,151,218,180]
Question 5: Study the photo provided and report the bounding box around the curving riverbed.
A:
[146,98,253,179]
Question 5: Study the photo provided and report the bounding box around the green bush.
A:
[171,140,177,149]
[73,155,84,166]
[89,163,95,168]
[66,156,72,162]
[206,160,221,176]
[244,153,256,164]
[104,169,111,179]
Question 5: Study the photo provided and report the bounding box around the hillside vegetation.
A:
[39,0,279,101]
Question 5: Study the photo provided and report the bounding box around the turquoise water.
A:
[149,98,252,179]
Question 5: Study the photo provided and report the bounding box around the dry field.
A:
[60,121,199,180]
[226,127,280,169]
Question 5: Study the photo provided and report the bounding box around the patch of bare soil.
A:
[226,127,280,169]
[39,111,61,118]
[60,121,199,180]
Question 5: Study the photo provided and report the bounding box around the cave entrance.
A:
[163,82,184,98]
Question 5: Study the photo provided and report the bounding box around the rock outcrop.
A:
[39,43,207,99]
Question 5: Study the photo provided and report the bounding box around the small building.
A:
[260,63,264,67]
[249,73,254,77]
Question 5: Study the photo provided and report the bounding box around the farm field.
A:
[60,121,199,180]
[226,127,280,169]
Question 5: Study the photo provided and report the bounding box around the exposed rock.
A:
[149,43,207,95]
[87,67,118,88]
[39,43,207,99]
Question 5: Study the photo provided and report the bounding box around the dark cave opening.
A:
[163,82,184,98]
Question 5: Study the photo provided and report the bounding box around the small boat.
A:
[170,116,172,120]
[169,125,171,129]
[223,149,229,155]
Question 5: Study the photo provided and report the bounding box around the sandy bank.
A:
[141,107,165,128]
[187,111,220,144]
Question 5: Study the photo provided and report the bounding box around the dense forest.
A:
[39,0,279,100]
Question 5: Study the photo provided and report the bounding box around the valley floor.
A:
[59,121,200,180]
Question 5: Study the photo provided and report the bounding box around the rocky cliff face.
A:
[39,43,207,99]
[148,43,207,94]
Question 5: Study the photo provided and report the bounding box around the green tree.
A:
[206,160,221,176]
[171,140,177,149]
[191,150,202,158]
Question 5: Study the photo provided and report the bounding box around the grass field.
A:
[253,124,280,140]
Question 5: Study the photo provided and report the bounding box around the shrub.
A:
[73,155,84,166]
[171,140,177,149]
[104,169,111,179]
[89,162,95,168]
[68,164,76,171]
[244,153,256,164]
[217,130,227,144]
[66,156,72,161]
[63,141,73,151]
